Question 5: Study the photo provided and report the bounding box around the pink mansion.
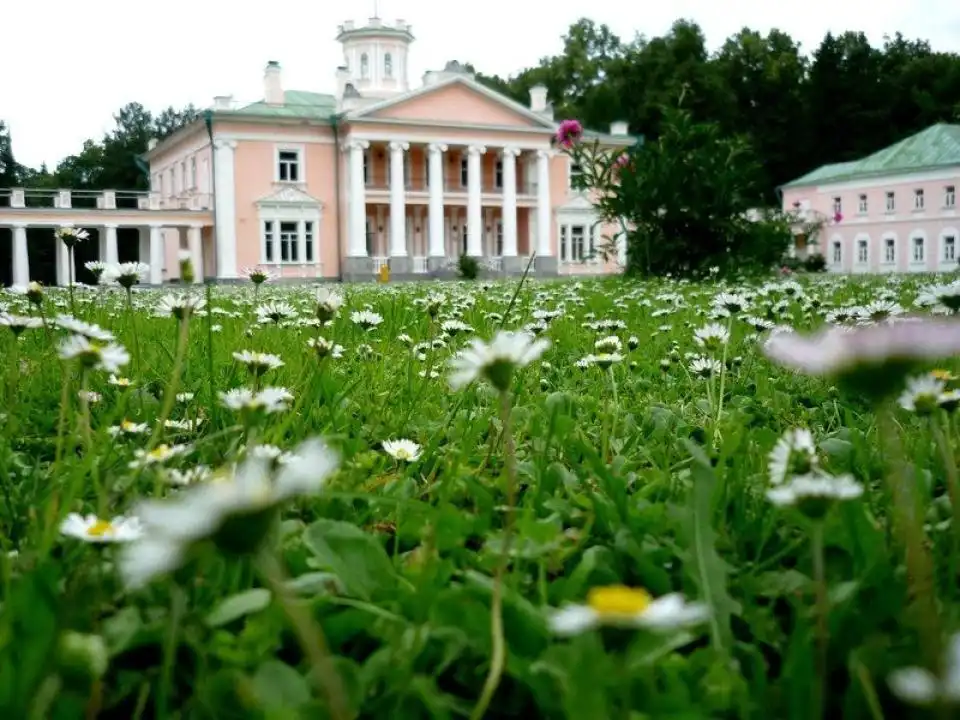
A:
[781,123,960,273]
[0,17,631,285]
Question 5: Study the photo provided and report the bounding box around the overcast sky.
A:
[3,0,959,171]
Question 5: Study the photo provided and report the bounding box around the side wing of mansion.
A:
[781,123,960,273]
[0,17,632,286]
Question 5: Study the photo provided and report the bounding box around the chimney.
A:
[610,121,628,136]
[264,61,284,105]
[147,138,158,151]
[529,84,548,113]
[213,95,234,110]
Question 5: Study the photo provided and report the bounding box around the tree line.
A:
[3,18,960,203]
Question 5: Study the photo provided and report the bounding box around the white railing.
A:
[2,187,211,212]
[412,256,428,274]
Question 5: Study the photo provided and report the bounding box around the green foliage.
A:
[804,254,829,273]
[567,106,792,277]
[457,254,480,280]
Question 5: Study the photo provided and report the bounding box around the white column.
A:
[389,141,409,257]
[56,226,71,287]
[536,150,552,257]
[103,224,119,265]
[187,225,204,282]
[12,224,29,287]
[149,225,164,285]
[213,139,238,278]
[347,140,370,256]
[501,148,519,257]
[466,145,486,257]
[428,143,447,260]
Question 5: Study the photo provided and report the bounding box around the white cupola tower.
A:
[335,13,414,108]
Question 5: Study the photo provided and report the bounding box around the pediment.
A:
[351,76,554,130]
[257,185,322,207]
[557,194,596,213]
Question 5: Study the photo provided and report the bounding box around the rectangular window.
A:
[278,150,300,183]
[858,194,868,213]
[571,162,584,190]
[279,221,298,262]
[305,221,315,262]
[913,236,925,262]
[832,196,842,215]
[914,188,924,210]
[560,226,568,261]
[857,239,868,264]
[946,185,956,208]
[263,220,275,262]
[496,221,503,256]
[365,218,374,255]
[945,235,956,262]
[884,238,896,263]
[495,159,503,190]
[190,157,197,189]
[886,191,895,212]
[460,156,469,188]
[832,241,842,264]
[571,225,585,261]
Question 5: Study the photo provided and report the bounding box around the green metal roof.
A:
[228,90,337,121]
[782,123,960,188]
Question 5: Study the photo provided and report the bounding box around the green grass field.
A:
[1,271,959,719]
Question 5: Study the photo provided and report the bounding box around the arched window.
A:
[360,53,369,79]
[384,53,393,77]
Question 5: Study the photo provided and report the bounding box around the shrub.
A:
[458,254,480,280]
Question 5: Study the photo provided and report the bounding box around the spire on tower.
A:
[372,0,380,18]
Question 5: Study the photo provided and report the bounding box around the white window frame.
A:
[831,239,842,266]
[258,205,322,266]
[570,160,584,190]
[911,234,926,266]
[384,52,393,78]
[946,185,956,208]
[885,191,896,212]
[882,234,897,266]
[914,188,925,211]
[857,194,868,214]
[832,196,842,215]
[855,235,869,266]
[275,145,304,184]
[941,228,959,266]
[360,53,369,79]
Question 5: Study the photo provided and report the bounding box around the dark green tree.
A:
[0,121,21,187]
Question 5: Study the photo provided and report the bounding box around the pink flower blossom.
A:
[615,153,630,168]
[833,211,843,223]
[555,119,583,149]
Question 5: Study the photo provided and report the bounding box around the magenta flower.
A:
[764,318,960,399]
[615,153,630,168]
[833,211,843,223]
[555,119,583,149]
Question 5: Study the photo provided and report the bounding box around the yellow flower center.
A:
[932,369,954,381]
[121,420,137,431]
[148,445,170,460]
[396,448,411,460]
[87,519,114,537]
[586,585,652,616]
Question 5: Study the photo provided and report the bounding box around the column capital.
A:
[213,138,238,150]
[428,143,448,154]
[188,222,204,230]
[388,141,410,152]
[501,147,521,158]
[536,149,555,160]
[11,222,28,230]
[149,223,165,230]
[102,222,119,229]
[467,145,487,156]
[343,139,370,152]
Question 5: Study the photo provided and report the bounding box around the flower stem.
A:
[155,584,185,719]
[712,317,733,448]
[811,521,829,720]
[257,551,349,720]
[147,317,191,453]
[470,391,517,720]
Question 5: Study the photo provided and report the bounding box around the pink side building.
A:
[780,124,960,273]
[0,16,631,285]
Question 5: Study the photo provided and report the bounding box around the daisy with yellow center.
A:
[550,585,709,636]
[60,513,143,543]
[382,439,422,463]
